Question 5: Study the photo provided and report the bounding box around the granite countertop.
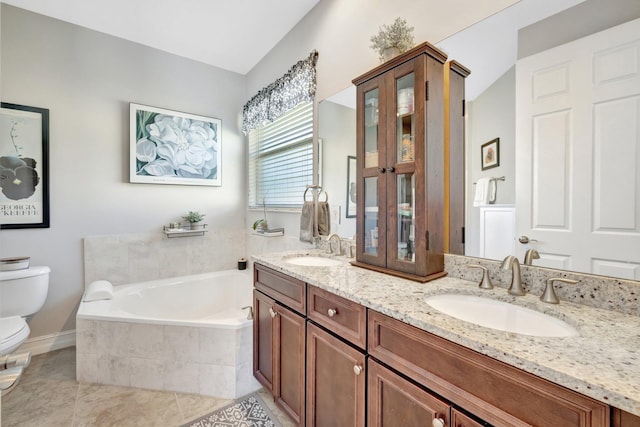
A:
[252,249,640,417]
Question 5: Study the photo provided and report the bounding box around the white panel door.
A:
[516,18,640,279]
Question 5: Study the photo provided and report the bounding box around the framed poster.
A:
[346,155,356,218]
[0,103,50,229]
[481,138,500,171]
[130,103,222,186]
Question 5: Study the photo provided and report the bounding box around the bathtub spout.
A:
[242,306,253,320]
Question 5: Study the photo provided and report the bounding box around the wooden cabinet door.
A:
[253,290,305,426]
[253,289,275,393]
[368,358,450,427]
[306,322,366,427]
[273,302,306,426]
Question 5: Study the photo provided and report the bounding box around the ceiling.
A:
[0,0,320,75]
[327,0,585,106]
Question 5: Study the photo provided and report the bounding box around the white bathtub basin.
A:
[285,256,342,267]
[425,294,578,337]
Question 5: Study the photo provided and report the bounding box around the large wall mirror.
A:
[318,0,640,281]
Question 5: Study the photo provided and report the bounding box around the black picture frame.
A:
[346,156,356,218]
[0,102,50,229]
[481,138,500,171]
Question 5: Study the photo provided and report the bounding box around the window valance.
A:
[242,50,318,135]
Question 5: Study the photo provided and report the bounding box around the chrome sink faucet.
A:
[501,255,526,296]
[326,233,342,255]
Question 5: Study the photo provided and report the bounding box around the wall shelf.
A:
[163,224,208,238]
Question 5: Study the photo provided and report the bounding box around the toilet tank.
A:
[0,266,50,317]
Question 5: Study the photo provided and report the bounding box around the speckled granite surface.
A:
[252,249,640,416]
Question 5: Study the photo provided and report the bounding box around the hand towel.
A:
[317,201,331,236]
[300,201,314,242]
[83,280,114,302]
[473,177,491,207]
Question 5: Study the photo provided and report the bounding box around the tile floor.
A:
[0,347,295,427]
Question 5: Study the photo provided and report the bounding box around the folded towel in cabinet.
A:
[83,280,114,302]
[300,201,314,243]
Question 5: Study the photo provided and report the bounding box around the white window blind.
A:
[248,102,313,208]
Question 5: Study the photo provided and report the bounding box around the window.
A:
[248,102,314,209]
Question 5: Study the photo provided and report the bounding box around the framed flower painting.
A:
[129,103,222,186]
[0,103,50,229]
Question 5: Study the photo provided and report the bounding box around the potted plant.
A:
[183,211,206,230]
[370,17,415,62]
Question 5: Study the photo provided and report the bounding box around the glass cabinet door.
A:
[363,177,379,255]
[396,74,415,164]
[364,89,379,169]
[396,173,415,263]
[358,81,386,267]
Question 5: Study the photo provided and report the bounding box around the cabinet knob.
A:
[327,308,337,317]
[378,167,386,173]
[269,307,277,318]
[353,364,363,375]
[385,166,395,173]
[432,417,446,427]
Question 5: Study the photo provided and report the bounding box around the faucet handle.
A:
[541,277,579,304]
[468,264,493,289]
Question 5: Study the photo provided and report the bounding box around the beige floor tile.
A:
[72,383,183,427]
[1,349,78,427]
[174,393,231,423]
[1,346,294,427]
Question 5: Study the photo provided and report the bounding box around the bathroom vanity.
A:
[252,251,640,427]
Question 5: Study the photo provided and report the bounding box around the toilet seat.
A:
[0,316,29,355]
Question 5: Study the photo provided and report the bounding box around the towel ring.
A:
[303,187,328,202]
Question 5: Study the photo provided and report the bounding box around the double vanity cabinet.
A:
[252,261,637,427]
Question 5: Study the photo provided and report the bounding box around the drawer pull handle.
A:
[353,364,363,375]
[432,417,445,427]
[269,308,277,318]
[327,308,338,317]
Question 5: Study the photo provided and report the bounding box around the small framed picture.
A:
[481,138,500,171]
[0,103,50,229]
[346,156,356,218]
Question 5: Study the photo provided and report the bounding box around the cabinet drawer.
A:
[451,409,488,427]
[368,311,609,427]
[254,263,306,315]
[307,285,367,350]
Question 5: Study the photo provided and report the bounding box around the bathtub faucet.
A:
[242,306,253,320]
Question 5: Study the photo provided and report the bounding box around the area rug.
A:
[181,393,282,427]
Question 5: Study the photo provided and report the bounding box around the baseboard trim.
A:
[17,329,76,356]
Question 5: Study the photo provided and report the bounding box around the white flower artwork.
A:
[129,103,221,186]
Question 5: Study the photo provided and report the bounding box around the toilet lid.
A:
[0,316,28,344]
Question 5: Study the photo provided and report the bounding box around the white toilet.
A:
[0,264,50,393]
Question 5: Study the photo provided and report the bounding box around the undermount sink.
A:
[284,256,342,267]
[425,294,578,337]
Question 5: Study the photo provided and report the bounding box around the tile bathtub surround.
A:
[76,318,261,399]
[1,347,295,427]
[252,250,640,416]
[445,254,640,316]
[83,229,245,288]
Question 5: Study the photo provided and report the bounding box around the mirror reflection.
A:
[318,0,640,281]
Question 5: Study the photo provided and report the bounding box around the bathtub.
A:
[75,269,261,399]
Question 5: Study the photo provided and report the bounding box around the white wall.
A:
[465,67,516,258]
[244,0,519,251]
[0,5,247,337]
[318,100,356,238]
